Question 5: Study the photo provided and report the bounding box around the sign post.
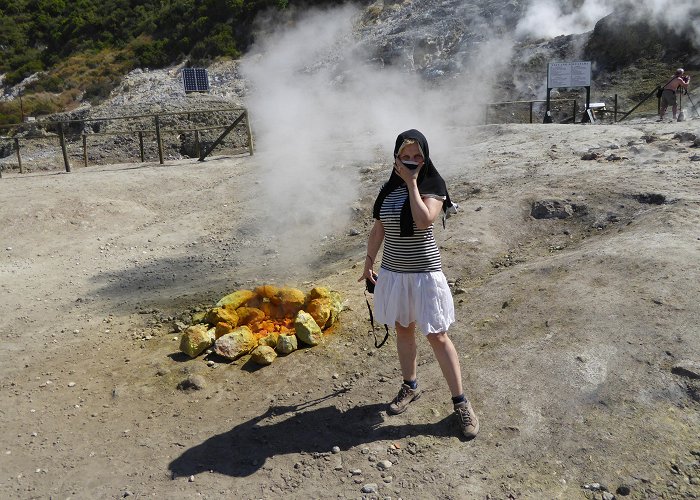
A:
[545,61,591,123]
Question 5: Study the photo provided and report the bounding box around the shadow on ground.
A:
[169,392,457,478]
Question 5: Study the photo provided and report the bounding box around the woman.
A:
[359,129,479,439]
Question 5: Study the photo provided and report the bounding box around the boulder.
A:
[325,291,343,329]
[275,334,298,355]
[216,289,256,308]
[250,345,277,365]
[306,298,332,329]
[254,285,279,300]
[180,324,215,358]
[258,331,279,348]
[275,287,306,316]
[235,307,266,327]
[206,307,238,328]
[259,300,284,319]
[307,286,331,302]
[295,310,323,346]
[191,311,207,324]
[214,326,257,360]
[214,322,234,339]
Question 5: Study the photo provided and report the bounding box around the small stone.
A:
[177,374,206,391]
[123,491,133,497]
[188,475,195,482]
[350,469,362,476]
[602,492,614,500]
[616,485,631,496]
[377,460,393,470]
[67,382,76,387]
[332,446,340,454]
[361,483,378,494]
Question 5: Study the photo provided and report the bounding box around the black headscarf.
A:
[372,129,456,236]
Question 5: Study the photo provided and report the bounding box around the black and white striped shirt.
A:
[379,186,443,273]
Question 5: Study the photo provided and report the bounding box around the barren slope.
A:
[1,121,699,499]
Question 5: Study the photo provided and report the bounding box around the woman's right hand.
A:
[358,256,377,284]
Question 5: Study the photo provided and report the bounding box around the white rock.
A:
[377,460,393,470]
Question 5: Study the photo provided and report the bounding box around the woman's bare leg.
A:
[395,321,417,382]
[426,331,463,397]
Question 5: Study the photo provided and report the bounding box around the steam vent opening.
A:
[179,285,343,366]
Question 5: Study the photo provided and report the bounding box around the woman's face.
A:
[397,142,425,167]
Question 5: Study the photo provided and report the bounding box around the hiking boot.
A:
[454,400,479,439]
[387,383,421,415]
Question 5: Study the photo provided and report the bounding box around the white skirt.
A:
[373,269,455,334]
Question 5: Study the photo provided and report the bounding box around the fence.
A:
[0,107,253,178]
[486,91,700,124]
[484,98,613,124]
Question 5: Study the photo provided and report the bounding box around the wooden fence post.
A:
[155,115,164,164]
[82,135,88,167]
[614,94,618,122]
[14,138,23,173]
[138,131,145,162]
[573,100,577,123]
[59,122,71,172]
[244,111,254,156]
[194,130,201,158]
[529,101,534,123]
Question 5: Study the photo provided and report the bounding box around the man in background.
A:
[659,68,690,121]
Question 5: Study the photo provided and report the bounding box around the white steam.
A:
[516,0,699,42]
[239,0,696,273]
[515,0,613,38]
[240,5,512,269]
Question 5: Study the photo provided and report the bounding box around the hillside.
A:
[1,0,698,125]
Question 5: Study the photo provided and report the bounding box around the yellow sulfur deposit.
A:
[181,284,343,366]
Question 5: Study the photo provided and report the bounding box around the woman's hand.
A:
[394,157,421,184]
[358,255,377,284]
[358,221,384,285]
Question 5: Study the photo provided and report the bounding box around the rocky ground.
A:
[1,110,700,499]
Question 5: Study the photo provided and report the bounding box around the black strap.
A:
[364,290,390,348]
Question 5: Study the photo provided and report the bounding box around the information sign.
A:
[547,61,591,88]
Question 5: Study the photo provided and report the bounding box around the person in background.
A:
[359,129,479,439]
[659,68,690,121]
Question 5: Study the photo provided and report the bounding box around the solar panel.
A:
[182,68,210,93]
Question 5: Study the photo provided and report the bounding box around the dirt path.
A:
[1,122,699,499]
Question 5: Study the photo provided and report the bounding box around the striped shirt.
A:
[379,186,443,273]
